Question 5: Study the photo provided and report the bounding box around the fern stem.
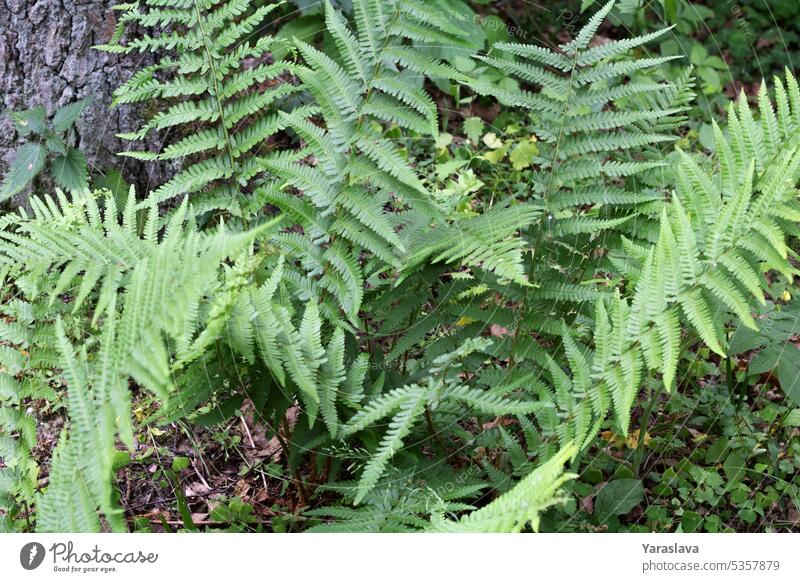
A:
[192,1,237,195]
[280,414,309,505]
[507,297,527,370]
[633,381,662,476]
[22,500,32,531]
[424,406,447,452]
[542,51,579,206]
[356,7,403,131]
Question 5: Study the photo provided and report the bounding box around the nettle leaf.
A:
[51,149,89,191]
[10,105,47,136]
[45,134,68,156]
[52,97,93,134]
[1,142,46,201]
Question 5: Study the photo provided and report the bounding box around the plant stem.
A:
[633,381,663,477]
[424,406,447,452]
[726,351,734,396]
[22,500,32,531]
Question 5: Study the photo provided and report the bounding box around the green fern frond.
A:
[99,0,297,216]
[431,444,577,532]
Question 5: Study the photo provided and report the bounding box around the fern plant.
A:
[0,188,291,529]
[331,4,800,524]
[603,69,800,421]
[355,0,689,466]
[472,0,685,223]
[292,3,684,522]
[306,442,576,533]
[3,0,800,535]
[97,0,302,218]
[521,70,800,452]
[0,327,39,531]
[464,0,695,310]
[430,443,577,533]
[255,0,525,324]
[339,338,549,502]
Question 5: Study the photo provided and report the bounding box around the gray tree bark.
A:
[0,0,167,202]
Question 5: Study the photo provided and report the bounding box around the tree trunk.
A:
[0,0,168,203]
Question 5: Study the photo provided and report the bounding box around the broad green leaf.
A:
[435,158,469,181]
[93,168,131,208]
[681,510,702,532]
[595,479,644,521]
[1,143,46,201]
[482,132,503,149]
[172,456,191,472]
[10,106,47,136]
[784,409,800,427]
[775,347,800,407]
[52,97,93,134]
[51,148,89,191]
[723,449,747,487]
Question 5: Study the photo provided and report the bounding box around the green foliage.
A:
[1,188,286,529]
[341,338,548,502]
[601,67,800,426]
[1,99,92,202]
[472,0,686,232]
[430,444,577,532]
[2,0,799,534]
[97,0,299,217]
[729,298,800,408]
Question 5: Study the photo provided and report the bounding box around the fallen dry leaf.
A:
[489,324,512,338]
[184,481,211,498]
